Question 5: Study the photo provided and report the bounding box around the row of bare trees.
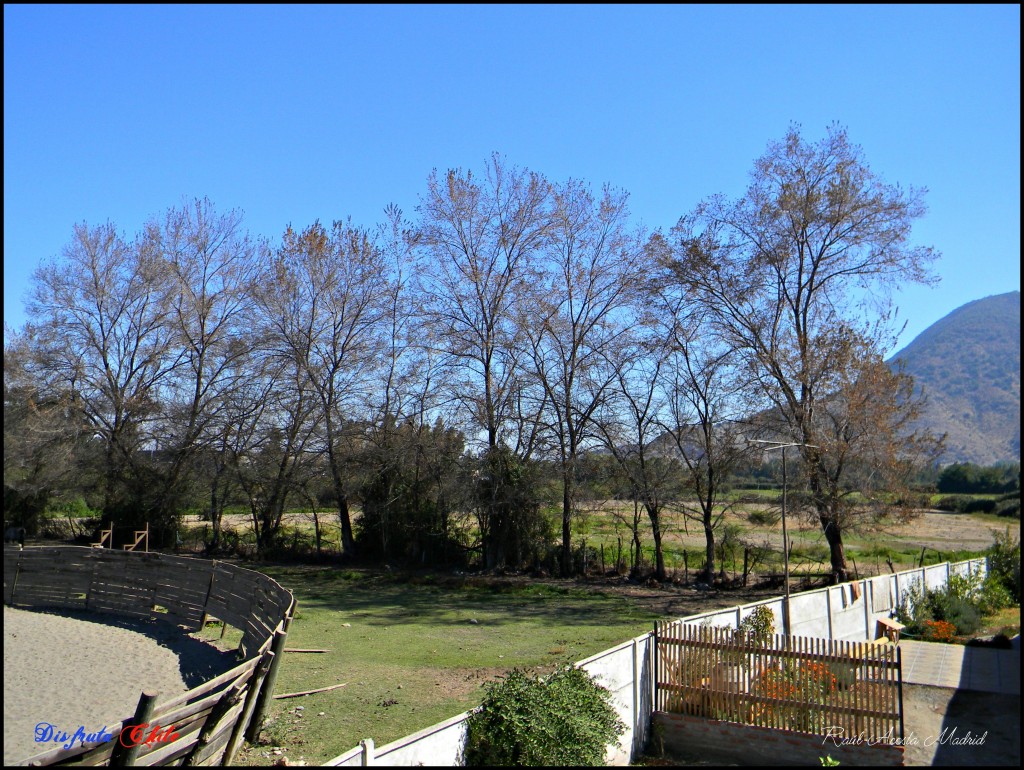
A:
[4,124,942,582]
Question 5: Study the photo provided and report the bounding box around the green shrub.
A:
[463,666,625,766]
[945,569,984,603]
[934,495,971,512]
[987,529,1021,603]
[962,499,997,514]
[45,496,101,519]
[995,496,1020,519]
[896,570,984,636]
[737,605,776,646]
[937,595,982,635]
[747,509,781,526]
[977,576,1014,615]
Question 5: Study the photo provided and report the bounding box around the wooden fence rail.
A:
[655,621,903,743]
[3,546,295,766]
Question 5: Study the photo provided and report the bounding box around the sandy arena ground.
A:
[3,606,239,765]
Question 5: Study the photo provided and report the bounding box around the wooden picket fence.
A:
[4,546,295,766]
[655,621,903,742]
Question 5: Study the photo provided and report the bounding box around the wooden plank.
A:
[131,717,206,767]
[71,739,118,766]
[189,717,238,766]
[154,658,259,714]
[151,689,234,731]
[274,682,348,699]
[180,681,246,765]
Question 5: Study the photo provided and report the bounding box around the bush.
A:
[463,667,625,766]
[934,495,971,512]
[977,576,1014,615]
[922,619,957,642]
[737,605,776,646]
[938,596,981,636]
[896,570,984,637]
[962,498,997,514]
[995,496,1020,519]
[747,509,781,526]
[46,496,101,519]
[987,529,1021,603]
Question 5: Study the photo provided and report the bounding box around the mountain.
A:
[888,291,1021,465]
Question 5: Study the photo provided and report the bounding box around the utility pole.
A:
[749,439,817,637]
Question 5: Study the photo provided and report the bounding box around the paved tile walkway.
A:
[900,638,1020,694]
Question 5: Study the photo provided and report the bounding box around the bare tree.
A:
[658,123,940,582]
[256,219,391,559]
[593,339,681,581]
[3,329,89,531]
[26,221,180,525]
[524,181,646,574]
[775,338,943,544]
[154,198,260,529]
[415,155,551,569]
[241,259,323,552]
[659,322,753,584]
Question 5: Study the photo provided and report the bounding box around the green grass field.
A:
[210,569,666,765]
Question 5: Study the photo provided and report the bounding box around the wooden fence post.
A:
[896,643,905,741]
[199,565,216,631]
[110,691,158,766]
[224,650,275,764]
[182,680,245,765]
[8,559,21,606]
[244,626,289,742]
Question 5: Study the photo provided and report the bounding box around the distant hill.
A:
[888,291,1021,465]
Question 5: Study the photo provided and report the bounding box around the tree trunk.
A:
[631,498,642,573]
[209,484,222,550]
[561,469,573,576]
[648,503,666,581]
[338,493,356,560]
[820,513,848,583]
[703,518,716,584]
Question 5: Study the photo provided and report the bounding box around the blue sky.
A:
[4,4,1020,353]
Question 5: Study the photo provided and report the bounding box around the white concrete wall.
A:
[574,634,655,764]
[322,558,987,766]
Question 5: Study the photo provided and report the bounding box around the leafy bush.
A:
[46,496,101,519]
[934,495,971,512]
[747,509,781,526]
[987,529,1021,603]
[937,462,1019,494]
[737,605,776,646]
[463,667,624,766]
[995,495,1020,519]
[962,498,996,514]
[977,576,1014,615]
[938,596,981,636]
[945,569,983,603]
[896,569,984,637]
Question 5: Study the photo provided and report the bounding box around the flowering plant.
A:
[751,660,837,729]
[922,619,957,642]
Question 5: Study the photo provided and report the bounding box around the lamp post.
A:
[749,439,817,637]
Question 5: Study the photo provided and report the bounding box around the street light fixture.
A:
[748,439,818,637]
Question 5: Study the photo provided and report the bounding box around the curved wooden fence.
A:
[3,546,295,766]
